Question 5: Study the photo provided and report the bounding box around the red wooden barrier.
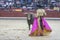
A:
[0,9,60,18]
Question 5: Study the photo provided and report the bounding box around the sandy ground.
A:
[0,19,60,40]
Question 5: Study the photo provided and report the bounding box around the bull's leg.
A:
[29,24,30,30]
[27,20,31,30]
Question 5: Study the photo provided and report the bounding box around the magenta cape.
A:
[30,17,52,33]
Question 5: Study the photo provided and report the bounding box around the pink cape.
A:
[30,17,52,33]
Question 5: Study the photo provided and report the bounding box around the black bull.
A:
[27,14,34,30]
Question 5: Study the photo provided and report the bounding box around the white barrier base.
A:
[0,17,60,20]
